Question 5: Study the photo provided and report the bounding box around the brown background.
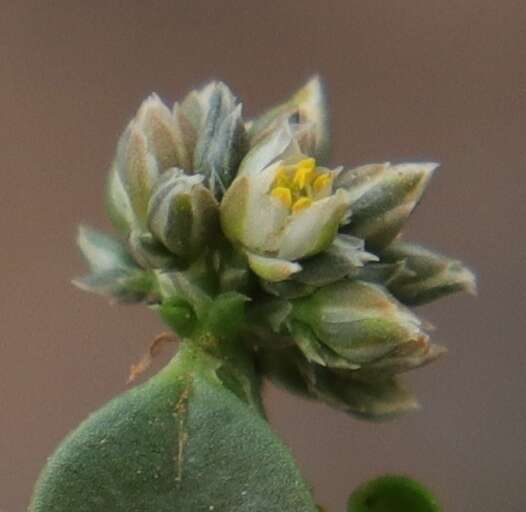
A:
[1,1,525,511]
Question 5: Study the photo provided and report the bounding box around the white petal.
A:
[238,122,300,177]
[293,76,329,161]
[278,189,351,260]
[246,252,302,282]
[242,162,290,251]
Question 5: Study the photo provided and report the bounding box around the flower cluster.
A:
[75,78,475,419]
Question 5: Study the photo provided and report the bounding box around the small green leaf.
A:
[204,291,250,340]
[348,475,441,512]
[159,297,197,337]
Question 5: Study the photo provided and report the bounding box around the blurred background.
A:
[1,1,525,511]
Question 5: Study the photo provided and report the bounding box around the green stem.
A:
[172,332,266,418]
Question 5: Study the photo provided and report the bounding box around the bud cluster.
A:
[75,77,475,419]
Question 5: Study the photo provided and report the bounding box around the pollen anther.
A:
[271,186,293,208]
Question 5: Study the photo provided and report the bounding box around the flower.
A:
[74,77,476,421]
[220,124,351,281]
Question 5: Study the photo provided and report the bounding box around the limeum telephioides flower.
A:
[74,77,476,420]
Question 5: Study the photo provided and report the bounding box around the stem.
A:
[167,332,266,418]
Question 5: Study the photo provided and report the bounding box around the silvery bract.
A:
[74,77,475,420]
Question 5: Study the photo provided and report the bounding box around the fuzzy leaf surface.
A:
[30,344,317,512]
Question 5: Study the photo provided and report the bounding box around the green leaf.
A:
[30,343,317,512]
[347,475,441,512]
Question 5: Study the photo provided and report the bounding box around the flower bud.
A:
[249,76,329,163]
[147,169,219,260]
[303,364,419,420]
[351,339,446,379]
[336,162,436,250]
[290,280,428,368]
[135,94,192,172]
[106,95,197,233]
[107,122,160,230]
[179,81,218,133]
[193,82,248,197]
[381,240,477,305]
[258,346,419,420]
[127,231,182,270]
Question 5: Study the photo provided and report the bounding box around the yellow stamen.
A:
[312,173,332,193]
[292,165,314,189]
[297,157,316,171]
[270,158,320,212]
[274,168,291,188]
[292,197,313,213]
[271,187,292,208]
